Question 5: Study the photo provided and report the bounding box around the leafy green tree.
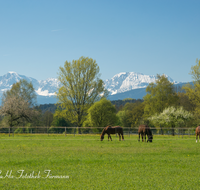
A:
[143,74,179,119]
[56,56,108,130]
[83,98,118,130]
[149,106,193,135]
[177,92,195,112]
[126,102,145,127]
[51,107,73,133]
[0,79,38,135]
[52,107,72,127]
[182,59,200,114]
[116,110,127,127]
[43,111,54,127]
[117,102,145,128]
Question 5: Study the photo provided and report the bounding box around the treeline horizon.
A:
[1,57,200,134]
[37,98,144,114]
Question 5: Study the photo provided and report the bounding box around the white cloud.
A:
[35,88,55,96]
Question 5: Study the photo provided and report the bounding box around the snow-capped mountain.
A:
[0,71,59,97]
[105,72,179,95]
[0,71,180,104]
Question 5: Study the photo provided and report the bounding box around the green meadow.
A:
[0,134,199,190]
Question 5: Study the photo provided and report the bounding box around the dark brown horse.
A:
[138,124,153,142]
[100,126,124,141]
[196,126,200,143]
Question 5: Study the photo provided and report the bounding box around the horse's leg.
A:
[108,133,112,141]
[196,134,198,143]
[145,134,147,142]
[138,133,140,142]
[142,134,144,142]
[118,133,121,141]
[122,132,124,141]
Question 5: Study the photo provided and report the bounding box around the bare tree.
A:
[0,79,39,136]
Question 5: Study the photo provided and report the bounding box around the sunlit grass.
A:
[0,134,199,189]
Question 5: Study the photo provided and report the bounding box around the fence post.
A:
[182,129,183,138]
[74,128,76,137]
[160,126,163,135]
[178,128,179,138]
[65,127,66,137]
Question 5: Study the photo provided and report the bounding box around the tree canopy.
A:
[149,106,193,129]
[2,79,37,107]
[0,79,38,128]
[143,74,179,118]
[83,98,118,128]
[56,56,108,128]
[182,59,200,114]
[51,107,72,127]
[117,102,145,128]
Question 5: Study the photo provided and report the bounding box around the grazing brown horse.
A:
[138,124,153,142]
[196,126,200,143]
[100,126,124,141]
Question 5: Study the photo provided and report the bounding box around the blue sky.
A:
[0,0,200,82]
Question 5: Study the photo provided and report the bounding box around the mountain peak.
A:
[105,72,178,95]
[0,72,58,97]
[0,71,180,104]
[8,71,18,74]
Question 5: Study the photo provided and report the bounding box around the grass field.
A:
[0,134,199,190]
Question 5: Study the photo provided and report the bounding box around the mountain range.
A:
[0,71,188,105]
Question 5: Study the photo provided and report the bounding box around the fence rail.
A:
[0,126,197,137]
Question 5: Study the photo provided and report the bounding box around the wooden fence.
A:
[0,126,196,137]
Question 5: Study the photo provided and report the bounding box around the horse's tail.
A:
[196,126,200,134]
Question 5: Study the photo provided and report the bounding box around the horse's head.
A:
[147,135,153,143]
[100,128,106,141]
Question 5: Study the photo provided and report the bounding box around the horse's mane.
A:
[101,128,106,136]
[101,126,112,136]
[105,125,112,130]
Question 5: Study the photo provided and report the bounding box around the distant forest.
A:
[36,98,144,114]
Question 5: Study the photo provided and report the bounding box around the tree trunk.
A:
[77,126,81,134]
[171,126,175,136]
[160,125,163,135]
